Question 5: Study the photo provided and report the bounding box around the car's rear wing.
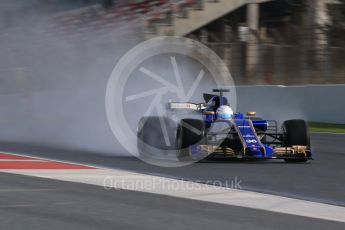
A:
[168,102,206,111]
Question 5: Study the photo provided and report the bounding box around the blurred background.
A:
[0,0,344,155]
[2,0,345,86]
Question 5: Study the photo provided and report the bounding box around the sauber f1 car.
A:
[137,89,312,163]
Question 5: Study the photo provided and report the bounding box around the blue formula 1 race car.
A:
[137,89,312,163]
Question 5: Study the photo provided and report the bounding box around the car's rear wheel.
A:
[282,119,310,163]
[137,116,176,158]
[176,119,205,161]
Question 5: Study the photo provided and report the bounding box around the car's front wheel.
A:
[282,119,310,163]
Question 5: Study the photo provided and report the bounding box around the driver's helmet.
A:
[216,105,234,120]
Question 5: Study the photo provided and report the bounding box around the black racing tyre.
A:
[137,116,176,158]
[282,119,310,163]
[176,119,205,161]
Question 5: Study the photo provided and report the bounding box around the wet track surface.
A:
[0,133,344,206]
[0,172,344,230]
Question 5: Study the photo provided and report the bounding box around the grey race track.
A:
[0,172,344,230]
[0,133,344,206]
